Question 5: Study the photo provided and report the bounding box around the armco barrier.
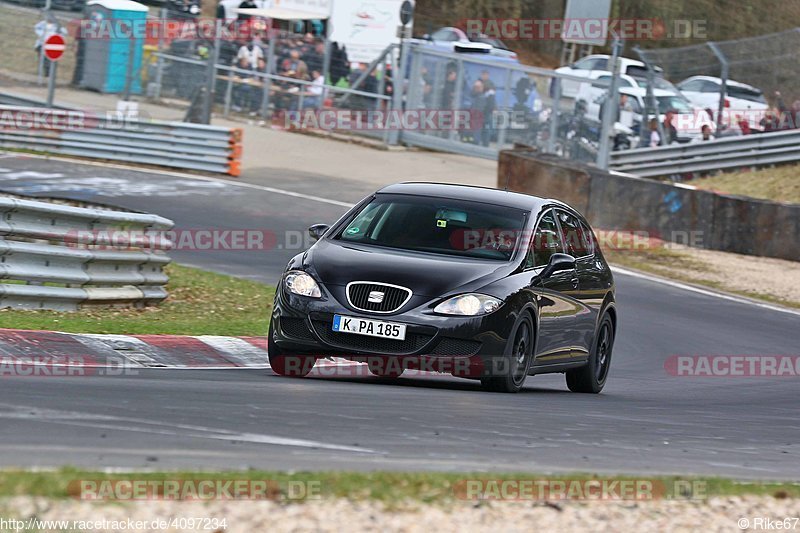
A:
[500,148,800,262]
[0,106,242,176]
[609,128,800,178]
[0,196,174,311]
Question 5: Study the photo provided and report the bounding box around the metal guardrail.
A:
[0,196,174,311]
[609,129,800,177]
[0,106,243,176]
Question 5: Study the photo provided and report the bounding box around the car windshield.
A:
[657,95,694,113]
[468,34,510,50]
[335,194,528,261]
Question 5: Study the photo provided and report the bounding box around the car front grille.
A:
[311,319,433,355]
[429,337,482,357]
[346,282,412,313]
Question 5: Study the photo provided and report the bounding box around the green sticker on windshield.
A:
[346,226,360,235]
[437,220,447,228]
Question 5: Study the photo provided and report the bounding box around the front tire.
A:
[566,313,614,393]
[268,321,317,377]
[481,315,534,393]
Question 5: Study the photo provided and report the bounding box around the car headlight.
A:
[284,271,321,298]
[433,294,502,316]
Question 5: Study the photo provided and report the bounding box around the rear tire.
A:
[566,314,614,393]
[268,321,316,377]
[481,315,534,393]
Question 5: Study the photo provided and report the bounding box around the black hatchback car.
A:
[269,183,617,393]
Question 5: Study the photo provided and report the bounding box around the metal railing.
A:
[609,128,800,177]
[0,106,243,175]
[0,195,173,311]
[153,52,393,141]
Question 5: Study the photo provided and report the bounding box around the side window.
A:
[573,57,596,70]
[680,80,702,92]
[701,80,720,92]
[580,220,596,257]
[528,209,563,268]
[556,210,586,257]
[431,29,460,42]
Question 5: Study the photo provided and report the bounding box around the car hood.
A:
[304,239,513,297]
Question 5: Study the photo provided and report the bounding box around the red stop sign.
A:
[43,34,66,61]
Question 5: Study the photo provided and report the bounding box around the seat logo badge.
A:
[368,291,385,303]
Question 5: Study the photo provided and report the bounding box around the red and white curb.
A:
[0,329,358,371]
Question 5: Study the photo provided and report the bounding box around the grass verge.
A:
[0,469,797,504]
[0,264,274,336]
[691,164,800,204]
[603,244,800,309]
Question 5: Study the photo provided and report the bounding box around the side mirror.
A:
[538,253,576,280]
[308,223,330,242]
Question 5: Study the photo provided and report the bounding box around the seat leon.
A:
[269,183,617,393]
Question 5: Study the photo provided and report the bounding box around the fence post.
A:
[152,7,167,101]
[634,46,665,147]
[201,19,222,124]
[319,39,332,109]
[546,77,560,154]
[707,42,729,134]
[260,32,276,120]
[597,34,623,169]
[388,40,409,146]
[495,68,513,149]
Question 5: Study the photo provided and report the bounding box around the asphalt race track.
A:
[0,153,798,479]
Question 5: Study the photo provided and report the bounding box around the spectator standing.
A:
[237,40,263,68]
[468,80,485,145]
[648,118,661,147]
[232,56,255,112]
[662,110,678,145]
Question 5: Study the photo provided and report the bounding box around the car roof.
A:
[680,75,762,92]
[376,182,570,213]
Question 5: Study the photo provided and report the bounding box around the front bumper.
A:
[272,285,517,375]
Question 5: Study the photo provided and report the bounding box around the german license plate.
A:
[332,314,407,340]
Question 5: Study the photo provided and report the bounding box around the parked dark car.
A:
[269,183,617,393]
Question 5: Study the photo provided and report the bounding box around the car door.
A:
[527,208,580,366]
[555,209,603,360]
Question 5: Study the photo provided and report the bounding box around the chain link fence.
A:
[636,28,800,131]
